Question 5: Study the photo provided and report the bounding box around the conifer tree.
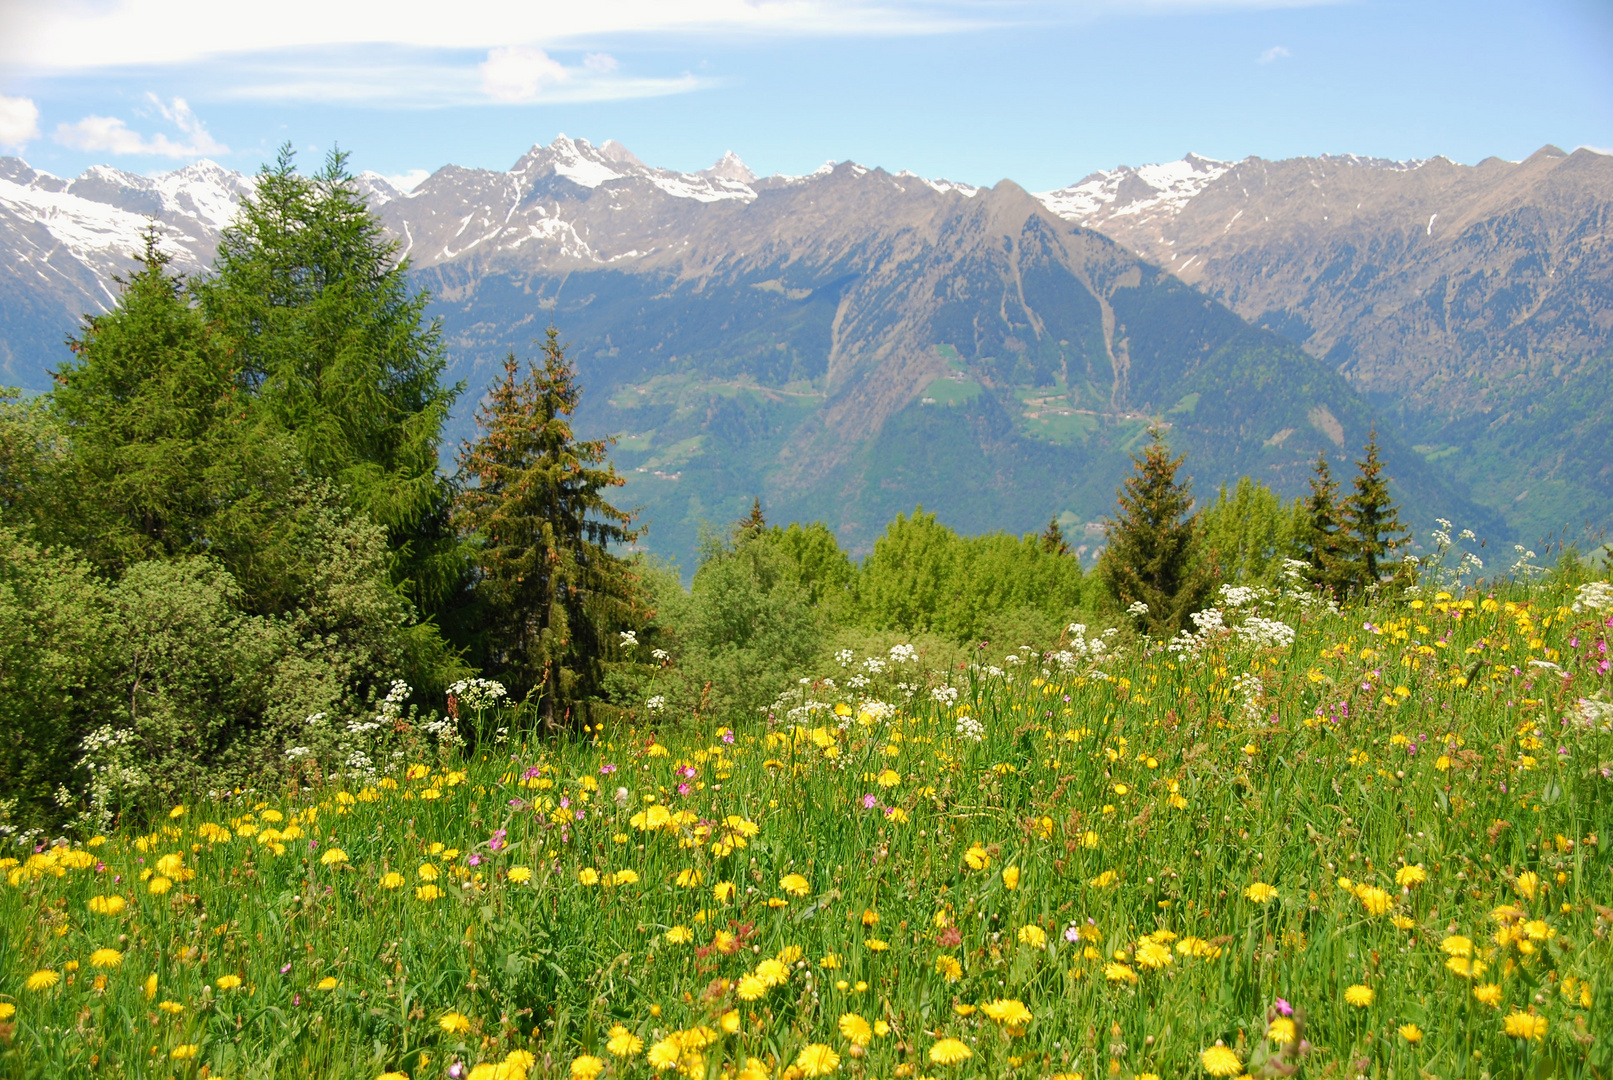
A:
[1039,516,1071,556]
[454,328,639,727]
[1098,428,1210,636]
[195,146,462,611]
[1298,452,1352,597]
[51,229,246,570]
[736,497,767,538]
[1340,430,1408,591]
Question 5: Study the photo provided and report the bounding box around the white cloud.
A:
[0,94,41,149]
[1258,45,1290,63]
[480,46,570,102]
[584,52,620,74]
[52,95,227,157]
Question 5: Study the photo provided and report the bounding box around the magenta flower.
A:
[861,794,878,809]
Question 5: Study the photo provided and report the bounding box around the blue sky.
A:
[0,0,1608,191]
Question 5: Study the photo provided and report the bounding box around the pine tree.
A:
[736,497,767,539]
[454,328,639,727]
[1039,516,1071,556]
[195,146,462,612]
[1297,452,1352,597]
[1097,428,1210,636]
[1340,430,1408,592]
[51,229,245,570]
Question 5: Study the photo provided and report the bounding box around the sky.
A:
[0,0,1608,192]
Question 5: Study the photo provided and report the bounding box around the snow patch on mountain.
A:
[1038,153,1232,224]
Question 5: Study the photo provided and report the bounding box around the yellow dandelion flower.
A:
[839,1013,873,1043]
[780,873,811,897]
[216,974,242,990]
[439,1011,472,1034]
[714,881,736,902]
[795,1043,840,1077]
[87,894,126,916]
[1244,882,1278,904]
[646,1036,682,1070]
[867,938,889,951]
[380,871,405,889]
[320,848,348,866]
[1345,984,1374,1008]
[415,884,442,901]
[417,863,439,882]
[964,844,991,870]
[170,1044,198,1060]
[571,1054,605,1079]
[935,955,962,981]
[1002,865,1021,890]
[1267,1017,1295,1044]
[143,973,157,1000]
[317,976,339,990]
[665,925,693,944]
[1395,864,1427,887]
[606,1025,643,1057]
[1357,886,1394,916]
[754,958,790,986]
[1200,1044,1242,1077]
[775,945,803,964]
[1399,1023,1423,1044]
[1103,962,1137,984]
[148,875,172,895]
[1134,939,1172,969]
[720,1009,740,1034]
[1017,924,1047,948]
[1089,870,1117,888]
[88,948,122,969]
[928,1038,972,1065]
[158,1001,184,1014]
[737,975,767,1000]
[980,998,1032,1033]
[26,970,59,991]
[1514,871,1539,901]
[578,868,600,886]
[1474,984,1503,1007]
[1503,1011,1547,1041]
[507,866,532,883]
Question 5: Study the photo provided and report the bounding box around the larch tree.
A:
[1097,427,1211,636]
[454,328,640,727]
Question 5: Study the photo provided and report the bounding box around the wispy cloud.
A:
[0,94,41,150]
[1258,45,1291,63]
[53,95,228,157]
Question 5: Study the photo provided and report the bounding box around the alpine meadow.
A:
[1,126,1612,1080]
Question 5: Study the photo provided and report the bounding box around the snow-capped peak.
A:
[1037,153,1232,224]
[699,151,756,184]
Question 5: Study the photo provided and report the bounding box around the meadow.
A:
[3,572,1611,1080]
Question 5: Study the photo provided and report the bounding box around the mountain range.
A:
[3,137,1608,566]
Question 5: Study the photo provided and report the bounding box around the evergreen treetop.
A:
[1341,430,1408,590]
[1298,452,1353,598]
[1039,516,1071,557]
[1098,427,1211,636]
[454,328,639,726]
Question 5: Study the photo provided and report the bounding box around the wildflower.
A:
[378,1074,409,1080]
[1400,1023,1423,1044]
[1017,924,1047,948]
[217,975,242,990]
[1395,864,1427,887]
[1503,1011,1547,1041]
[317,977,339,990]
[665,925,693,944]
[795,1043,841,1076]
[606,1025,643,1057]
[1357,886,1394,916]
[440,1011,472,1034]
[737,975,767,1000]
[721,1010,741,1034]
[754,958,790,985]
[1245,882,1278,904]
[675,868,703,888]
[714,881,736,902]
[507,866,532,883]
[1473,984,1503,1007]
[647,1036,682,1070]
[1514,871,1540,901]
[1103,962,1137,984]
[1200,1044,1242,1077]
[578,868,600,886]
[25,970,59,991]
[571,1055,605,1079]
[980,998,1033,1034]
[416,884,442,901]
[159,1001,184,1014]
[148,875,172,894]
[1089,870,1117,888]
[607,869,640,886]
[780,873,810,897]
[88,948,122,969]
[418,863,440,882]
[867,938,889,951]
[1134,939,1172,969]
[935,955,963,981]
[1345,984,1374,1008]
[171,1045,198,1060]
[1002,865,1021,890]
[87,894,126,916]
[964,844,991,870]
[381,872,405,890]
[839,1013,874,1043]
[953,1004,976,1016]
[1441,934,1473,957]
[1267,1017,1295,1044]
[928,1039,972,1065]
[321,848,348,866]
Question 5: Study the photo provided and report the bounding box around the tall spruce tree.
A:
[50,230,258,572]
[1340,430,1408,591]
[1039,516,1071,556]
[1298,452,1352,598]
[1098,428,1210,636]
[454,329,639,726]
[195,146,462,611]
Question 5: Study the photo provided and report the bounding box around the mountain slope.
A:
[1040,145,1613,543]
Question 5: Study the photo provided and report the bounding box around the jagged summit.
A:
[698,151,755,184]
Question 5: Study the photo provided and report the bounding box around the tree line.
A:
[0,148,1410,832]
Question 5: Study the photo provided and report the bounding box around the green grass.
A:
[4,579,1612,1079]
